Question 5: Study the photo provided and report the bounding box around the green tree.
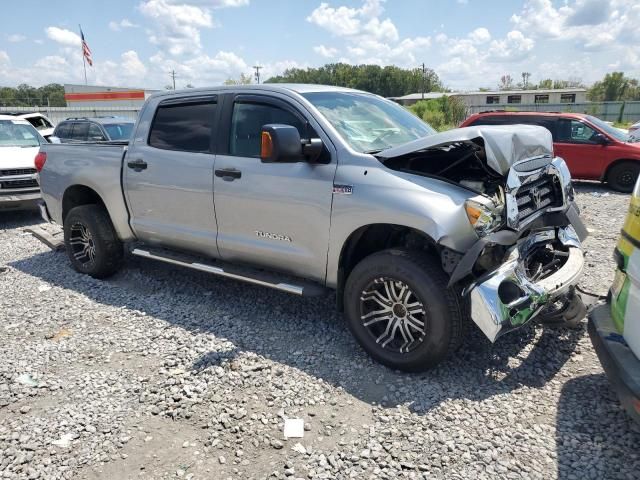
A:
[538,78,553,89]
[408,96,467,131]
[265,63,443,97]
[223,73,253,85]
[588,72,640,101]
[0,83,66,107]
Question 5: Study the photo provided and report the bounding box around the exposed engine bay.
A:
[382,139,503,196]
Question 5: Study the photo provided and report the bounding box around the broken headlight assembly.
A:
[465,199,503,237]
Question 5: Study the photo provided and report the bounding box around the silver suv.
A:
[52,116,134,142]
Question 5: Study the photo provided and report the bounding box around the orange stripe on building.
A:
[65,91,146,102]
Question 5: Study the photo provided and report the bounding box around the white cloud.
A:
[108,19,139,31]
[0,50,10,65]
[487,30,534,61]
[434,28,535,89]
[306,0,429,66]
[511,0,640,49]
[314,45,338,58]
[148,50,249,86]
[139,0,214,56]
[45,27,81,47]
[120,50,147,78]
[468,27,491,44]
[167,0,249,6]
[7,34,26,43]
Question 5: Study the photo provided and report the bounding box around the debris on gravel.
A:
[1,187,639,480]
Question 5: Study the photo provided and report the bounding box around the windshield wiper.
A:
[364,148,384,154]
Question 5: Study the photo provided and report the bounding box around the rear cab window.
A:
[149,98,217,153]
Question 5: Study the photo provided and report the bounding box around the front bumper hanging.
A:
[468,224,584,342]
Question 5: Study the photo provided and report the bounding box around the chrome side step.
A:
[131,248,326,297]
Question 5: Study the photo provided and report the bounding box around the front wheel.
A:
[63,204,123,278]
[607,162,639,193]
[344,249,465,372]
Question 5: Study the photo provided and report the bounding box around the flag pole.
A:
[79,24,87,85]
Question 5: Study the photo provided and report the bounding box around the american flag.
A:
[80,27,93,66]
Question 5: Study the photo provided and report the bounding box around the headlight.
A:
[465,199,502,237]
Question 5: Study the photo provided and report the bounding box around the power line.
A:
[253,65,263,84]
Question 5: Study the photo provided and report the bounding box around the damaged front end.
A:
[467,224,584,341]
[377,125,587,342]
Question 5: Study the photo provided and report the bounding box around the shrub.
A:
[408,96,467,131]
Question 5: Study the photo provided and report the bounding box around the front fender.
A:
[326,164,478,287]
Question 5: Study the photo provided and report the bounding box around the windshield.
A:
[103,123,134,140]
[0,120,44,147]
[302,92,436,153]
[587,115,630,142]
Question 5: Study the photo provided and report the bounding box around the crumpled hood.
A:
[377,124,553,176]
[0,146,40,169]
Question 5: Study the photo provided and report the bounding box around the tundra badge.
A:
[255,231,292,242]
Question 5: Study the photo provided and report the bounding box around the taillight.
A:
[34,152,47,172]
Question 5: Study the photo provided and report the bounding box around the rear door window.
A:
[149,100,216,153]
[70,122,89,141]
[54,123,71,138]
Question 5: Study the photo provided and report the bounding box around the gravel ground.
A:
[1,183,639,480]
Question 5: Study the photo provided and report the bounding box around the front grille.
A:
[0,178,39,189]
[0,168,37,176]
[512,156,553,172]
[516,175,563,221]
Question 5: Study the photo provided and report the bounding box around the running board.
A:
[131,248,327,297]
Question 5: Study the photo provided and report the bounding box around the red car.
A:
[460,111,640,192]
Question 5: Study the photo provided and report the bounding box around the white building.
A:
[391,88,587,107]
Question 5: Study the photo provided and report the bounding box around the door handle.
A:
[215,168,242,180]
[127,159,148,171]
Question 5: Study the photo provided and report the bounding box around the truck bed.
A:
[38,141,135,241]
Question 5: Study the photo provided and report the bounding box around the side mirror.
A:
[594,133,609,145]
[260,124,324,163]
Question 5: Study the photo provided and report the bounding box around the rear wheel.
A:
[63,205,123,278]
[344,249,464,372]
[607,162,639,193]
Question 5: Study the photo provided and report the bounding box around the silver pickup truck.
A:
[36,84,588,371]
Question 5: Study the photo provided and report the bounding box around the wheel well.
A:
[336,224,437,311]
[602,159,640,182]
[62,185,106,222]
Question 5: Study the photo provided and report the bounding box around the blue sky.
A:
[1,0,639,90]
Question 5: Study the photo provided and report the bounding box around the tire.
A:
[63,204,123,279]
[344,249,464,372]
[607,162,639,193]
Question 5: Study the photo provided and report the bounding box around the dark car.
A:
[460,111,640,192]
[52,116,135,143]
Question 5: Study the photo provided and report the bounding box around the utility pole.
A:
[253,65,262,84]
[421,63,426,100]
[169,70,177,90]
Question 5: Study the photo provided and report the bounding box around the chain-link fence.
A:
[467,101,640,123]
